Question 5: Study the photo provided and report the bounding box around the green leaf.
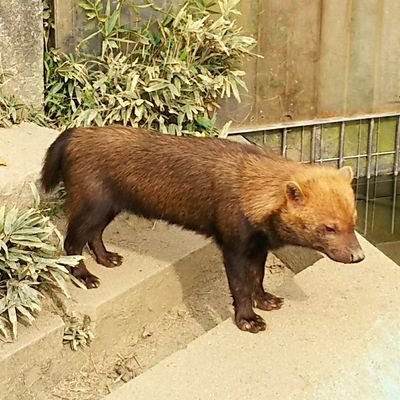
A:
[49,270,71,298]
[0,317,10,340]
[173,2,189,28]
[0,205,5,232]
[30,183,41,209]
[78,2,95,11]
[16,305,35,324]
[218,120,232,138]
[0,297,7,315]
[76,109,98,126]
[0,239,9,259]
[4,207,18,235]
[50,82,64,95]
[42,0,258,141]
[129,75,140,93]
[105,10,119,36]
[144,81,170,92]
[195,116,213,129]
[7,306,17,338]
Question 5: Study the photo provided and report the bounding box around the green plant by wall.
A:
[43,0,55,53]
[0,66,49,129]
[0,94,25,128]
[0,185,85,340]
[0,68,26,128]
[44,0,258,135]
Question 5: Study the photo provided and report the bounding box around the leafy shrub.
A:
[0,69,25,128]
[0,94,25,128]
[63,313,94,351]
[43,0,55,52]
[44,0,258,135]
[0,65,49,129]
[0,185,84,339]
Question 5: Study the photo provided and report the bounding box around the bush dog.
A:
[41,126,365,333]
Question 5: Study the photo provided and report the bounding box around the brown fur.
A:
[41,126,364,333]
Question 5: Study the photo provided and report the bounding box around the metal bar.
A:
[356,121,362,179]
[366,119,375,179]
[377,239,400,245]
[282,128,288,157]
[369,119,381,233]
[227,111,400,136]
[374,118,380,177]
[363,178,371,235]
[310,150,397,164]
[319,124,323,164]
[370,119,381,234]
[300,126,305,162]
[311,126,317,163]
[391,175,398,234]
[370,133,379,232]
[394,116,400,176]
[339,121,345,168]
[355,121,362,202]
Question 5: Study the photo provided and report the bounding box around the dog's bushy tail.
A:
[41,128,73,193]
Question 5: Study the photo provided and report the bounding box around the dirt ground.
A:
[49,253,293,400]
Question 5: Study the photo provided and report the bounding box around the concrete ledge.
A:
[67,215,212,354]
[0,312,64,396]
[0,123,59,207]
[1,214,214,400]
[273,245,323,274]
[105,235,400,400]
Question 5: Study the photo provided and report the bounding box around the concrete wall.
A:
[0,0,43,107]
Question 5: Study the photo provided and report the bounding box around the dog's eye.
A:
[324,225,337,234]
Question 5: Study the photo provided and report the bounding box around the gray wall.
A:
[0,0,43,106]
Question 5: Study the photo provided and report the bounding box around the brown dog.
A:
[41,126,364,333]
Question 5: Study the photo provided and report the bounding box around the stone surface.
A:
[105,235,400,400]
[1,214,216,400]
[0,312,64,397]
[66,214,212,354]
[0,1,43,106]
[274,245,323,274]
[0,122,59,207]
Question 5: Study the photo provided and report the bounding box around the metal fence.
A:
[239,112,400,179]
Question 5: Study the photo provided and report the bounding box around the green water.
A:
[355,175,400,265]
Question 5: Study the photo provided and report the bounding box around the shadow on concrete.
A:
[53,212,311,334]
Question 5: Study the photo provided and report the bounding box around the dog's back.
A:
[53,126,267,236]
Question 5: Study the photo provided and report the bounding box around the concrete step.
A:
[0,312,64,395]
[1,213,217,400]
[0,122,59,207]
[104,235,400,400]
[67,214,212,353]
